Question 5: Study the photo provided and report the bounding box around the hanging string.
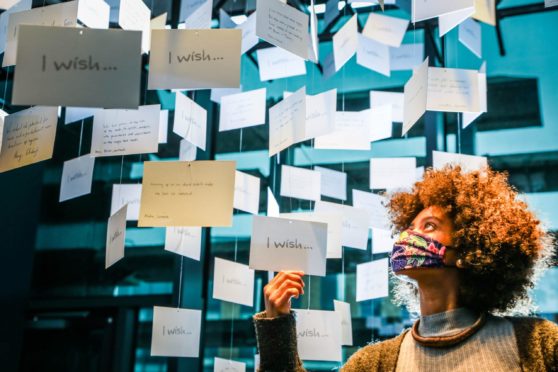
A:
[1,66,10,110]
[455,34,462,154]
[307,275,312,310]
[341,248,345,301]
[78,119,84,157]
[177,256,184,308]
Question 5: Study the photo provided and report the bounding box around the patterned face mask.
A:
[390,230,452,272]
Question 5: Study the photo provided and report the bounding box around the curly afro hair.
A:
[387,165,554,315]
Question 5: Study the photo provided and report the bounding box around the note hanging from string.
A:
[269,86,306,157]
[333,300,353,346]
[362,12,409,48]
[59,154,95,202]
[174,92,207,151]
[212,257,255,307]
[352,189,391,230]
[463,62,487,128]
[372,228,396,254]
[257,47,307,81]
[402,57,429,135]
[333,14,358,71]
[390,43,423,72]
[370,91,404,123]
[280,165,321,201]
[369,105,393,143]
[105,204,127,269]
[234,170,261,215]
[412,0,474,23]
[118,0,151,53]
[314,166,346,201]
[314,201,369,250]
[293,309,342,362]
[219,88,266,132]
[150,306,202,357]
[78,0,110,29]
[111,184,142,221]
[356,258,389,302]
[356,34,391,77]
[214,357,246,372]
[369,157,416,190]
[238,11,258,54]
[164,227,202,261]
[314,110,371,151]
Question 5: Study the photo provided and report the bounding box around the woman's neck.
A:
[416,269,461,316]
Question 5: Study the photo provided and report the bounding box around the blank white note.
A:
[164,227,202,261]
[214,357,246,372]
[357,34,391,77]
[179,139,197,161]
[370,91,404,123]
[356,258,389,302]
[432,150,487,173]
[333,300,353,346]
[119,0,151,53]
[150,306,202,357]
[294,309,342,361]
[269,87,306,157]
[369,105,393,143]
[106,204,127,269]
[412,0,473,23]
[219,88,266,132]
[314,201,369,250]
[111,184,142,221]
[314,110,370,151]
[213,257,255,307]
[362,12,409,48]
[372,228,396,254]
[238,11,258,54]
[333,14,357,71]
[370,157,416,190]
[459,18,481,58]
[267,187,280,217]
[314,166,346,201]
[59,154,95,202]
[352,189,390,230]
[78,0,110,29]
[174,92,207,151]
[280,165,321,201]
[390,43,423,71]
[303,89,337,141]
[438,6,474,37]
[257,47,306,81]
[463,62,486,128]
[159,110,168,144]
[402,58,429,135]
[234,170,261,215]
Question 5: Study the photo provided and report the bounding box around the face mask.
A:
[390,230,452,272]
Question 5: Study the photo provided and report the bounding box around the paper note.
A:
[234,170,261,215]
[0,0,31,54]
[139,161,236,227]
[303,89,336,141]
[432,150,487,173]
[257,46,306,81]
[118,0,150,53]
[148,29,242,89]
[12,25,142,109]
[249,215,327,276]
[111,184,142,221]
[372,228,396,254]
[106,204,127,269]
[65,107,98,125]
[369,105,393,142]
[269,87,306,157]
[390,43,423,71]
[333,14,357,71]
[412,0,474,23]
[308,0,318,63]
[219,88,266,132]
[333,300,353,346]
[159,110,168,144]
[352,189,390,230]
[4,1,78,67]
[438,6,474,37]
[357,34,390,77]
[91,104,160,157]
[150,306,202,357]
[255,0,309,60]
[459,18,481,58]
[370,157,416,190]
[59,154,95,202]
[238,11,258,54]
[293,309,342,362]
[356,258,389,301]
[267,187,280,217]
[426,67,480,113]
[214,358,246,372]
[179,139,197,161]
[213,257,255,307]
[314,166,346,201]
[78,0,110,29]
[362,12,409,48]
[211,87,241,104]
[463,62,486,128]
[280,165,321,201]
[402,57,429,135]
[473,0,496,25]
[314,110,370,151]
[370,91,404,123]
[280,211,343,259]
[165,227,202,260]
[183,0,212,29]
[0,106,58,173]
[322,51,336,80]
[314,201,369,250]
[174,92,207,151]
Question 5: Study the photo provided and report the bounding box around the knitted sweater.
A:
[252,310,558,371]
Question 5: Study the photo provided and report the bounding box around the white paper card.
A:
[370,157,416,190]
[257,47,306,81]
[390,43,423,71]
[65,107,99,125]
[178,139,197,161]
[159,110,168,144]
[314,201,369,250]
[238,12,258,54]
[269,87,306,157]
[314,166,346,201]
[183,0,212,29]
[438,6,474,37]
[213,257,255,307]
[106,204,127,269]
[150,306,202,357]
[219,88,266,132]
[426,67,480,113]
[91,104,160,157]
[303,89,336,140]
[356,258,389,301]
[432,150,487,173]
[362,13,409,48]
[357,34,391,77]
[78,0,110,29]
[234,170,261,215]
[333,14,357,71]
[111,184,142,221]
[370,91,404,123]
[280,165,321,201]
[118,0,150,53]
[294,309,342,361]
[352,189,390,230]
[174,92,207,151]
[402,58,429,135]
[463,62,486,128]
[369,105,393,142]
[412,0,474,23]
[267,187,280,217]
[255,0,309,59]
[214,358,246,372]
[372,228,396,254]
[0,0,32,54]
[314,111,370,151]
[249,215,328,276]
[59,154,95,202]
[333,300,353,345]
[458,18,481,58]
[165,227,202,260]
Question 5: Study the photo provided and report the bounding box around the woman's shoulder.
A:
[505,315,558,335]
[341,330,409,372]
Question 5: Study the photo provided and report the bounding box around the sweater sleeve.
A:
[253,311,306,372]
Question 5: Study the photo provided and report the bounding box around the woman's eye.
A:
[424,222,436,230]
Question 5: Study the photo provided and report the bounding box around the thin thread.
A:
[1,66,9,110]
[119,156,124,185]
[307,275,312,310]
[229,304,235,359]
[341,248,345,301]
[78,120,84,156]
[177,256,184,308]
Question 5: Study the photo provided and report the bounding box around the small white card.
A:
[352,189,390,230]
[427,66,480,113]
[438,6,474,37]
[78,0,110,29]
[179,139,197,161]
[458,18,481,58]
[118,0,150,53]
[238,11,258,54]
[293,309,342,362]
[164,227,202,261]
[211,87,241,104]
[269,87,306,157]
[214,357,246,372]
[91,104,160,157]
[333,300,353,346]
[255,0,309,60]
[219,88,266,132]
[213,257,255,307]
[303,89,336,141]
[65,107,99,125]
[412,0,474,23]
[159,110,168,144]
[390,43,423,71]
[267,187,280,217]
[174,93,207,151]
[370,157,416,190]
[150,306,202,357]
[369,105,393,143]
[356,258,389,302]
[333,14,358,71]
[106,204,127,269]
[280,165,321,201]
[314,201,369,250]
[249,216,328,276]
[432,150,487,173]
[183,0,212,29]
[402,57,429,135]
[234,170,261,215]
[372,228,396,254]
[314,166,346,201]
[111,184,142,221]
[370,90,404,123]
[314,110,370,151]
[257,47,306,81]
[362,12,409,48]
[463,62,487,128]
[59,154,95,202]
[357,34,391,77]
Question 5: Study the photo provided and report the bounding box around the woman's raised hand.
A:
[263,271,305,318]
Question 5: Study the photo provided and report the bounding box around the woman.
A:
[252,166,558,371]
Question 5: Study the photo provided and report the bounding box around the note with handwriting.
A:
[65,107,99,125]
[159,110,168,144]
[372,228,396,254]
[293,309,342,361]
[314,110,370,151]
[370,90,404,123]
[238,11,258,54]
[314,166,346,201]
[304,89,336,140]
[362,12,409,48]
[106,204,127,269]
[211,87,241,104]
[333,300,353,345]
[139,161,236,227]
[402,57,429,135]
[183,0,212,29]
[314,201,369,250]
[369,105,393,142]
[458,18,481,58]
[370,157,416,190]
[391,43,423,72]
[213,257,255,307]
[78,0,110,29]
[219,88,266,132]
[280,165,321,201]
[269,86,305,157]
[255,0,309,59]
[257,46,306,81]
[174,92,207,151]
[249,215,327,276]
[165,227,202,260]
[352,189,390,230]
[150,306,202,357]
[333,14,357,71]
[432,150,487,173]
[149,29,241,89]
[426,67,480,113]
[412,0,473,23]
[111,184,142,221]
[267,187,280,217]
[0,0,32,54]
[234,170,260,215]
[119,0,150,53]
[356,258,389,301]
[4,1,78,67]
[357,34,390,77]
[12,25,142,109]
[0,106,58,173]
[59,154,95,202]
[91,104,160,157]
[214,357,246,372]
